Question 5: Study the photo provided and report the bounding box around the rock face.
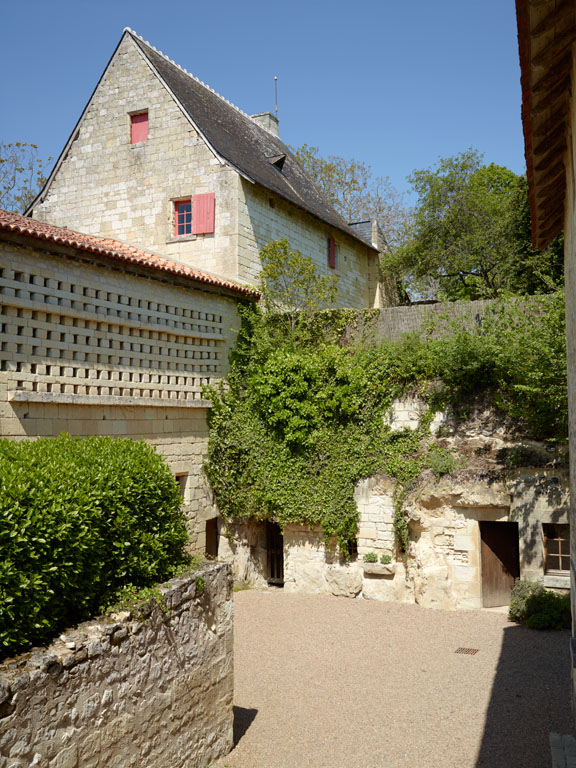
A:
[220,398,570,610]
[0,564,234,768]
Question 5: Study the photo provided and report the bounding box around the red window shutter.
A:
[131,112,148,144]
[192,193,215,234]
[328,236,336,269]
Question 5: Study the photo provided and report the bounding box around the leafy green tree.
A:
[0,142,51,213]
[387,149,563,300]
[259,238,339,334]
[293,144,408,247]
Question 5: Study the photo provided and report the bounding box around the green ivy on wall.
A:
[204,288,567,555]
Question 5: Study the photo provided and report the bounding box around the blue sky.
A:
[1,0,523,202]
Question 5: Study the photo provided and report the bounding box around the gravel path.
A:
[212,590,574,768]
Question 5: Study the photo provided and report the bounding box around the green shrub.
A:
[426,445,462,477]
[509,579,544,622]
[0,435,188,658]
[509,579,571,629]
[524,590,571,630]
[363,552,378,563]
[380,553,392,564]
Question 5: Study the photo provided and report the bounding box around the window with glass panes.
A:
[543,523,570,573]
[174,200,192,236]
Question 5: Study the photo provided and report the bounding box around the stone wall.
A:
[0,235,241,549]
[221,398,570,610]
[238,181,380,309]
[30,34,381,309]
[0,563,234,768]
[31,34,240,280]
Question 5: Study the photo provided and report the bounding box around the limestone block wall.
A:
[222,397,570,610]
[0,237,242,547]
[31,35,240,279]
[217,518,269,588]
[0,563,234,768]
[238,181,380,309]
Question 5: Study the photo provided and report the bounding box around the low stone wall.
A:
[0,563,234,768]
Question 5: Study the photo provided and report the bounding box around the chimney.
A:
[250,112,279,137]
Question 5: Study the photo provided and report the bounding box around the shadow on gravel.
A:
[233,706,258,747]
[475,624,574,768]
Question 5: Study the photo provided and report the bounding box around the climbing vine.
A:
[204,259,566,555]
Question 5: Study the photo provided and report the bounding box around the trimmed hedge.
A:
[0,435,188,658]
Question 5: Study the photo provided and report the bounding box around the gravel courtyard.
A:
[213,589,574,768]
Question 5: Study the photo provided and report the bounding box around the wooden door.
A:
[480,521,520,608]
[266,521,284,585]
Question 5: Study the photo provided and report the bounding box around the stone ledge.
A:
[8,390,212,408]
[543,573,570,590]
[362,563,396,577]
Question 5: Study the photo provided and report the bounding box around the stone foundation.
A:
[0,563,234,768]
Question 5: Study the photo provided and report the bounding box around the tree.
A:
[293,144,408,247]
[387,149,563,300]
[0,142,51,213]
[258,239,339,334]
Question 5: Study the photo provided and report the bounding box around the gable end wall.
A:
[32,35,239,280]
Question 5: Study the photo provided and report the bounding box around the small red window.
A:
[174,200,192,236]
[130,112,148,144]
[192,193,215,235]
[328,236,336,269]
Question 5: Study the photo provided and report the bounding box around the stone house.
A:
[27,28,384,310]
[515,0,576,716]
[0,208,257,551]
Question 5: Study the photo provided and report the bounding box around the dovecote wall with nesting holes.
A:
[0,235,241,550]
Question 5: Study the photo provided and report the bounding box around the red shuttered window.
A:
[174,200,192,236]
[192,193,215,235]
[130,112,149,144]
[328,236,336,269]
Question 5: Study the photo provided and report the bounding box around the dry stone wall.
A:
[0,564,234,768]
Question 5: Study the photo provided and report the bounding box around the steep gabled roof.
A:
[28,28,375,251]
[127,30,375,249]
[0,209,259,299]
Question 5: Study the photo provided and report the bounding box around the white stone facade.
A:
[30,33,381,310]
[0,232,243,550]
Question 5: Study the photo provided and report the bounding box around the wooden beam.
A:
[531,77,570,115]
[529,0,556,7]
[532,0,574,36]
[537,174,565,200]
[532,110,566,138]
[535,144,567,172]
[533,27,576,67]
[533,122,567,156]
[538,217,564,245]
[532,53,571,93]
[535,159,565,185]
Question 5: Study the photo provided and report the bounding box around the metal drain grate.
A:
[455,647,479,655]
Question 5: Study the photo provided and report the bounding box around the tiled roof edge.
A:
[0,210,260,300]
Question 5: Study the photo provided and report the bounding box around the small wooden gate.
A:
[266,521,284,585]
[480,521,520,608]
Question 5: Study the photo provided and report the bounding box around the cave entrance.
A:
[480,521,520,608]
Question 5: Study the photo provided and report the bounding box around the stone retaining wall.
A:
[0,563,234,768]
